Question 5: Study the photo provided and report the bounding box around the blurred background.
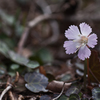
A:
[0,0,100,79]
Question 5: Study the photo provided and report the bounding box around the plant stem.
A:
[0,85,12,100]
[87,58,90,85]
[52,82,65,100]
[84,59,87,90]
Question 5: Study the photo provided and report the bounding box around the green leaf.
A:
[25,61,39,69]
[81,98,89,100]
[78,92,83,98]
[10,64,20,70]
[65,84,81,97]
[69,94,79,100]
[0,64,7,78]
[89,50,100,82]
[8,72,16,77]
[24,72,48,93]
[0,9,14,25]
[15,22,24,37]
[58,95,69,100]
[0,41,39,70]
[8,51,29,65]
[0,41,10,57]
[40,95,51,100]
[38,48,53,63]
[1,38,15,49]
[60,74,71,82]
[92,87,100,100]
[8,51,40,69]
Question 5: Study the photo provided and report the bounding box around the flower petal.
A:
[63,41,79,54]
[79,22,92,36]
[65,25,80,39]
[78,45,91,60]
[87,33,97,48]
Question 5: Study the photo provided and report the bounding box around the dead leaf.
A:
[47,80,71,93]
[89,50,100,82]
[39,66,46,76]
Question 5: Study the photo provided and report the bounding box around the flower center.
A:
[80,36,88,44]
[74,36,88,53]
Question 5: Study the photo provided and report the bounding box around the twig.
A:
[0,72,19,100]
[0,85,12,100]
[35,0,52,14]
[17,14,53,54]
[12,71,19,85]
[8,91,14,100]
[47,80,71,93]
[52,82,65,100]
[89,68,99,83]
[41,20,60,45]
[35,0,60,46]
[17,27,30,54]
[18,95,24,100]
[28,14,52,27]
[17,0,60,53]
[17,1,100,54]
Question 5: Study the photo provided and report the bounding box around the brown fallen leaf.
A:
[46,80,71,93]
[39,66,46,76]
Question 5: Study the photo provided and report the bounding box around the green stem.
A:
[84,59,87,90]
[87,58,90,85]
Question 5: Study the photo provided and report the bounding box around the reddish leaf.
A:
[89,50,100,82]
[39,66,46,76]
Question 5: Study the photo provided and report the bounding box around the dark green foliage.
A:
[69,94,79,100]
[58,95,69,100]
[40,95,51,100]
[65,84,81,97]
[24,72,48,93]
[92,87,100,100]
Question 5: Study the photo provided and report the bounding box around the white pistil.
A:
[74,36,88,53]
[75,44,82,53]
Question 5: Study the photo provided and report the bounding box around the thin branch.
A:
[17,14,61,53]
[47,80,71,93]
[89,68,99,83]
[28,14,52,28]
[0,85,12,100]
[0,72,20,100]
[17,14,54,54]
[8,91,14,100]
[17,27,30,54]
[12,71,19,85]
[35,0,52,14]
[18,95,24,100]
[52,82,65,100]
[35,0,60,45]
[17,4,100,54]
[17,0,60,53]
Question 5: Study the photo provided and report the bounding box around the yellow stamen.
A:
[80,36,88,44]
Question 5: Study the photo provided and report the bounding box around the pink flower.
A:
[63,22,97,60]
